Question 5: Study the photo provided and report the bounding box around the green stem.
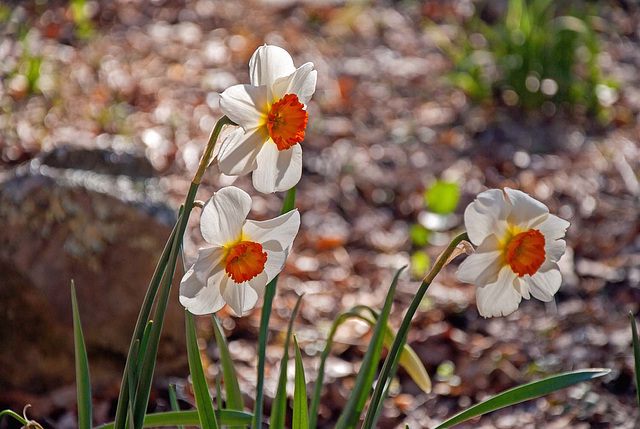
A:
[251,187,297,428]
[194,116,235,184]
[361,232,469,429]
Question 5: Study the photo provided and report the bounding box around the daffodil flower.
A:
[457,188,570,318]
[218,45,317,194]
[180,186,300,315]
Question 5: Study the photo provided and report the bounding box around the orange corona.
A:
[266,94,308,151]
[225,241,268,283]
[504,229,546,277]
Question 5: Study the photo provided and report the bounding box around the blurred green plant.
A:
[409,224,430,248]
[0,4,12,26]
[410,180,459,278]
[434,0,617,120]
[8,33,44,97]
[70,0,96,40]
[411,250,430,278]
[425,180,460,215]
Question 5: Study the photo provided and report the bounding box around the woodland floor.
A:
[2,1,640,428]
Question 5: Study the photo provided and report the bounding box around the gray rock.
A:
[0,147,186,393]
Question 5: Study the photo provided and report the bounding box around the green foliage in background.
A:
[438,0,617,119]
[411,180,459,278]
[70,0,96,40]
[425,180,460,215]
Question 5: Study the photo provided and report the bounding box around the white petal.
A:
[242,210,300,250]
[249,45,296,90]
[217,127,269,176]
[262,249,287,283]
[537,214,570,240]
[219,84,268,130]
[192,246,226,283]
[252,142,302,194]
[475,266,521,318]
[525,262,562,302]
[514,277,531,300]
[179,266,227,315]
[545,239,566,263]
[200,186,252,245]
[247,271,269,298]
[504,188,549,229]
[456,235,503,287]
[272,63,317,104]
[221,276,260,316]
[464,189,510,245]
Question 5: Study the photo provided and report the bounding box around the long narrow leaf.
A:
[126,340,140,429]
[95,410,252,429]
[71,281,92,429]
[215,373,223,411]
[135,321,153,382]
[168,384,184,429]
[113,215,180,428]
[292,336,308,429]
[335,267,405,429]
[631,313,640,410]
[271,294,305,429]
[353,307,431,394]
[212,314,245,411]
[309,308,359,429]
[116,116,232,428]
[252,186,297,428]
[186,311,219,429]
[361,233,468,429]
[433,369,610,428]
[309,305,387,428]
[133,195,196,429]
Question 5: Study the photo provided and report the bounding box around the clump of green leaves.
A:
[439,0,616,120]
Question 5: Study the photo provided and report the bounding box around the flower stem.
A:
[113,115,233,429]
[251,187,297,428]
[360,232,469,429]
[193,116,235,184]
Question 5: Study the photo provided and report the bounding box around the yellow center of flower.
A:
[504,229,546,277]
[224,241,267,283]
[266,93,308,151]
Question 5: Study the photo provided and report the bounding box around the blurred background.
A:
[1,0,640,427]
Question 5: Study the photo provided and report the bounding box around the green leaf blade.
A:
[335,267,405,429]
[212,314,245,412]
[252,186,297,428]
[71,281,92,429]
[433,369,610,428]
[293,336,309,429]
[168,384,184,429]
[271,294,305,429]
[186,311,219,429]
[361,233,467,429]
[95,410,252,429]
